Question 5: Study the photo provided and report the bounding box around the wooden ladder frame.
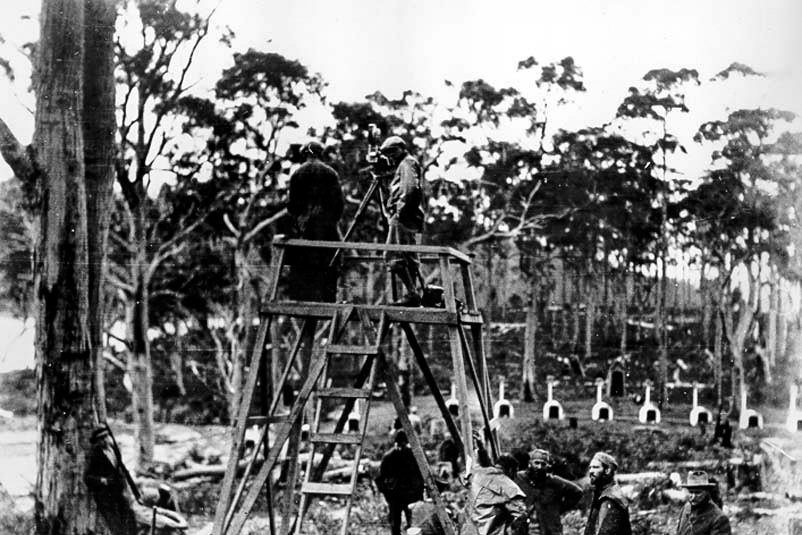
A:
[211,239,499,535]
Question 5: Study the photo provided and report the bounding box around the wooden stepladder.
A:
[212,238,498,535]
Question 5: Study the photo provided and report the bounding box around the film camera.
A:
[365,123,394,174]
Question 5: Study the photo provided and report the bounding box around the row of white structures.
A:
[438,378,802,433]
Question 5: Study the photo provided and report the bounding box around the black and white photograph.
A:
[0,1,800,533]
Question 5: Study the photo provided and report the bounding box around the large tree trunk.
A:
[84,0,116,424]
[619,271,628,356]
[127,207,155,466]
[31,1,127,533]
[766,264,778,384]
[584,273,595,361]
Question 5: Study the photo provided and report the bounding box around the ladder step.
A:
[309,432,364,445]
[326,344,378,355]
[317,387,372,399]
[301,482,353,496]
[246,415,289,425]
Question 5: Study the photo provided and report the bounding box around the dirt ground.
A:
[2,398,802,534]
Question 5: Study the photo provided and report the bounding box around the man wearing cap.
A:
[676,471,731,535]
[286,140,344,302]
[376,431,425,535]
[463,432,529,535]
[515,449,583,535]
[378,136,425,306]
[584,452,631,535]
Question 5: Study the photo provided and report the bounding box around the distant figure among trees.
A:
[286,140,344,302]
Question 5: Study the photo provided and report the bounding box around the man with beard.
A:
[675,471,731,535]
[515,449,582,535]
[584,452,631,535]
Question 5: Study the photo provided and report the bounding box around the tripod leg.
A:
[329,178,381,268]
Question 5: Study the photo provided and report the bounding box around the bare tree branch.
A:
[0,116,35,180]
[242,208,288,244]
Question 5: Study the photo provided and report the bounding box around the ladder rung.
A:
[326,344,378,355]
[316,387,372,399]
[246,415,289,425]
[309,432,364,445]
[301,482,353,496]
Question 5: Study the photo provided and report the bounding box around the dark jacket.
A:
[376,445,424,505]
[676,501,731,535]
[286,158,343,301]
[387,155,424,231]
[287,158,343,245]
[584,481,631,535]
[515,471,583,535]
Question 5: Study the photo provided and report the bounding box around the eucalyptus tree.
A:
[686,108,795,407]
[171,50,325,421]
[615,67,699,405]
[108,0,220,465]
[0,0,126,532]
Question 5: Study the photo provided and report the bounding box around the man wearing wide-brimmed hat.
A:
[515,448,583,535]
[583,452,631,535]
[676,470,731,535]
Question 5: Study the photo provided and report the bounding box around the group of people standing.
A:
[376,430,731,535]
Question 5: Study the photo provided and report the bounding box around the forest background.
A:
[0,0,800,475]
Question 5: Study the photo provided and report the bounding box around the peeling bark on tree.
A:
[15,0,128,533]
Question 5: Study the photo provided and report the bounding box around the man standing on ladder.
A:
[286,139,344,302]
[378,136,425,306]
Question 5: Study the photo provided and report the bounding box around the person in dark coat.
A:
[378,136,425,306]
[584,452,631,535]
[515,449,583,535]
[376,430,425,535]
[286,140,344,302]
[675,471,731,535]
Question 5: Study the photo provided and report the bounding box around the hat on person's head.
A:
[529,448,552,465]
[302,140,324,157]
[379,135,406,153]
[393,429,409,446]
[591,451,618,471]
[681,470,717,489]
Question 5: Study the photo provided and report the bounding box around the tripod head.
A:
[364,123,395,176]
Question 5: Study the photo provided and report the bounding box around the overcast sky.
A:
[0,0,800,176]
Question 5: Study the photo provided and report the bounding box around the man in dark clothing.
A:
[584,452,631,535]
[676,471,731,535]
[515,449,583,535]
[378,136,425,306]
[286,140,344,302]
[376,431,425,535]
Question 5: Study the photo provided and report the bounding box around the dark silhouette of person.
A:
[712,407,733,449]
[376,431,425,535]
[286,140,344,302]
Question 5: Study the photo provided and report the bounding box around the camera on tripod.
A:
[365,123,394,174]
